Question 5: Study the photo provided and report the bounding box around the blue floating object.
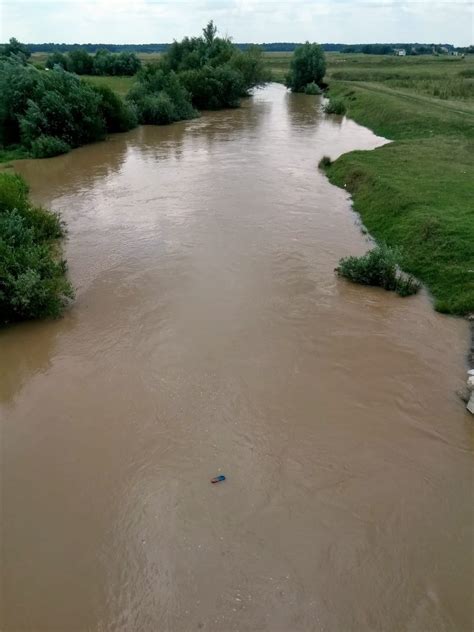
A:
[211,475,226,484]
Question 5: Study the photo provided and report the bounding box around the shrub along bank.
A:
[0,59,138,158]
[127,21,267,124]
[0,172,73,325]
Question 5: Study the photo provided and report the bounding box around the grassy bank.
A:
[0,146,29,165]
[322,55,474,316]
[262,51,474,314]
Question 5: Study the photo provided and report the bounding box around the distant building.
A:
[394,48,407,56]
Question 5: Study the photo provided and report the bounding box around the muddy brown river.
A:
[1,84,473,631]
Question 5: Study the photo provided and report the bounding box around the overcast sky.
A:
[1,0,472,46]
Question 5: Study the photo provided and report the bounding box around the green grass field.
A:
[81,74,135,96]
[262,51,292,82]
[320,54,474,315]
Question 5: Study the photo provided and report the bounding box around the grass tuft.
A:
[324,97,346,114]
[336,245,421,297]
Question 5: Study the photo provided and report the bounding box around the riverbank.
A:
[321,55,474,317]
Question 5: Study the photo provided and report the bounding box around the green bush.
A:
[336,245,420,297]
[91,84,138,133]
[285,42,326,93]
[324,97,347,115]
[45,52,67,70]
[30,135,71,158]
[318,155,332,168]
[129,22,266,122]
[139,93,178,124]
[46,49,142,76]
[0,173,73,325]
[0,59,140,157]
[128,68,196,124]
[180,64,245,109]
[229,45,267,95]
[304,82,322,95]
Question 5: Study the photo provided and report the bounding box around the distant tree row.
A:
[17,41,470,55]
[46,49,141,75]
[340,43,473,55]
[3,38,470,59]
[24,42,343,54]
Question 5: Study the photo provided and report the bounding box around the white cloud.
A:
[0,0,472,45]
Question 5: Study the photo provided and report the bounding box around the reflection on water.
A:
[1,84,472,632]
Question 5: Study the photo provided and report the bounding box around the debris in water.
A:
[211,475,226,484]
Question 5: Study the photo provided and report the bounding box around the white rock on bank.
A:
[467,374,474,414]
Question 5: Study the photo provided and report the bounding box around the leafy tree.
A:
[92,49,112,75]
[203,20,217,46]
[1,37,31,61]
[18,69,104,149]
[180,64,245,109]
[285,42,326,92]
[229,45,267,94]
[66,49,94,74]
[128,67,196,124]
[0,59,42,145]
[112,51,141,75]
[137,22,266,115]
[92,84,138,132]
[45,51,68,70]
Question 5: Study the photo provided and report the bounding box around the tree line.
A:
[340,43,473,55]
[18,42,467,54]
[46,49,141,76]
[22,42,345,54]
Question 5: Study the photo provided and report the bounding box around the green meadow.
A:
[322,54,473,315]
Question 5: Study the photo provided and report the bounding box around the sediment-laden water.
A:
[1,84,472,631]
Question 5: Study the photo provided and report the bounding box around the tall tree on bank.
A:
[285,42,326,92]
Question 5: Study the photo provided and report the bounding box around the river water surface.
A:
[1,84,473,631]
